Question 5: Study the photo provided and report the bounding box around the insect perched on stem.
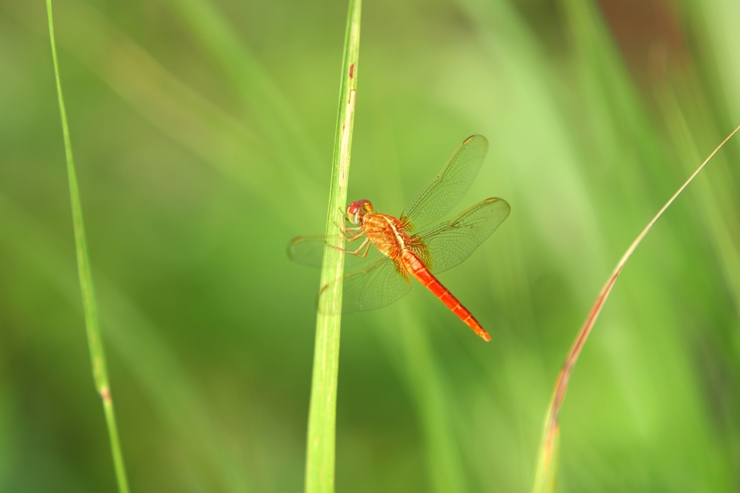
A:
[289,135,510,341]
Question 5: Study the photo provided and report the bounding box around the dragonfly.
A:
[288,135,510,341]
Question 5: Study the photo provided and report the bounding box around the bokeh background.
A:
[1,0,739,491]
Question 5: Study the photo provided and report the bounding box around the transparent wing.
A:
[415,197,510,274]
[287,235,330,268]
[289,234,406,314]
[321,257,412,314]
[401,135,489,230]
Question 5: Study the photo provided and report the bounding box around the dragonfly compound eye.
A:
[347,200,373,224]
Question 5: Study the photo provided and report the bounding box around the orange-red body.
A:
[354,206,491,342]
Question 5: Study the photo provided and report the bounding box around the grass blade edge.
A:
[45,1,130,492]
[531,124,740,493]
[304,1,362,492]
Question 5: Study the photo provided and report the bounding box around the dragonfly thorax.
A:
[347,199,374,225]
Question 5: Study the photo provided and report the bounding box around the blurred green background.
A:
[1,0,739,491]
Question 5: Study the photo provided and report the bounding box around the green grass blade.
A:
[45,2,130,492]
[304,1,361,492]
[0,192,257,491]
[531,125,740,493]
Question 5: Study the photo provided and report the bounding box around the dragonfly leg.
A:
[336,222,366,242]
[346,239,371,257]
[327,237,371,257]
[343,230,366,242]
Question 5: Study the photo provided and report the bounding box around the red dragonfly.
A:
[288,135,510,341]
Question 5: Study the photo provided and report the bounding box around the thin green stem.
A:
[45,2,130,492]
[531,124,740,493]
[304,1,361,492]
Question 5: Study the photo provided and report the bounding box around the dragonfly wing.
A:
[287,235,330,268]
[415,197,510,274]
[401,135,489,230]
[328,257,412,314]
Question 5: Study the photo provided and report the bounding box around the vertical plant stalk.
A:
[531,124,740,493]
[46,2,130,492]
[304,1,361,492]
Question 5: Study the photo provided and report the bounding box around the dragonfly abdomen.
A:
[400,250,491,342]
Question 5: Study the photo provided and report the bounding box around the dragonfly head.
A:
[346,199,374,225]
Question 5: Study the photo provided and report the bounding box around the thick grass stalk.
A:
[304,1,361,492]
[531,124,740,493]
[45,2,130,492]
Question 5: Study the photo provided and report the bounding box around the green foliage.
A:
[45,1,129,491]
[304,1,361,492]
[1,0,739,491]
